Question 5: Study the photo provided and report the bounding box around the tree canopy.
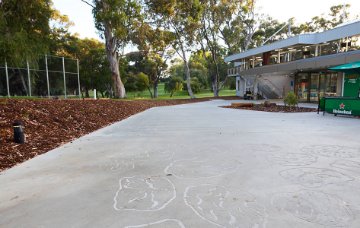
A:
[0,0,52,65]
[0,1,357,98]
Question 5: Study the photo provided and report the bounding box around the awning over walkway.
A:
[329,61,360,74]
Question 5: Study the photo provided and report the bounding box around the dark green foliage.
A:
[0,0,52,65]
[183,78,201,94]
[125,72,150,92]
[76,38,112,97]
[164,76,183,97]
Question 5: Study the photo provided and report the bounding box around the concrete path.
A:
[1,100,360,228]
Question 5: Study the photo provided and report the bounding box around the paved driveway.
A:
[1,100,360,228]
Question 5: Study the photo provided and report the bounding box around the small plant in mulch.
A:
[284,92,298,108]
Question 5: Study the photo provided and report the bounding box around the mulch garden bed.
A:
[222,103,317,113]
[0,97,237,171]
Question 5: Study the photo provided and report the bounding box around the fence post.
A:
[77,59,81,98]
[62,57,67,99]
[45,55,50,98]
[26,60,32,97]
[5,60,10,97]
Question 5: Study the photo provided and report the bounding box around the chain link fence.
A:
[0,55,80,98]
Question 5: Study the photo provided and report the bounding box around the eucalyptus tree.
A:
[0,0,53,95]
[251,17,288,46]
[132,25,175,98]
[82,0,142,98]
[292,4,351,34]
[145,0,202,99]
[197,0,257,96]
[217,0,257,54]
[0,0,52,65]
[75,38,111,98]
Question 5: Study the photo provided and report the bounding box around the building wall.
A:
[258,75,293,99]
[234,74,293,99]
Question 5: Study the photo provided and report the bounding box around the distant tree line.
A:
[0,0,355,98]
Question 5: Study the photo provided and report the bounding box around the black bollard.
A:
[13,120,25,144]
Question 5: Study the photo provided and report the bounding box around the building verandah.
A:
[225,20,360,102]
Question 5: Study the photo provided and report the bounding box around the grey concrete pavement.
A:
[1,100,360,228]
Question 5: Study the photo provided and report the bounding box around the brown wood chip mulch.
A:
[1,97,239,171]
[222,103,317,113]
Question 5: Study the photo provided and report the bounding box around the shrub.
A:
[125,72,149,92]
[183,78,202,94]
[284,91,298,107]
[164,77,183,97]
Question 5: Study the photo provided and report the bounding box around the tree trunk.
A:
[184,61,195,99]
[176,43,195,99]
[147,86,153,98]
[213,81,219,97]
[107,51,125,98]
[104,23,126,98]
[18,70,29,96]
[153,80,159,98]
[85,88,89,98]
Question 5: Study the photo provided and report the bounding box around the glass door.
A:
[295,73,309,101]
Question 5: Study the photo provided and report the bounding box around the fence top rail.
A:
[45,54,78,61]
[0,66,78,74]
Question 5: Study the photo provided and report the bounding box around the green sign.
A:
[324,98,360,116]
[343,73,360,97]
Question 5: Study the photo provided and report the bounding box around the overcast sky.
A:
[52,0,360,40]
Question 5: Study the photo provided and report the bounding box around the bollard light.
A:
[13,120,25,144]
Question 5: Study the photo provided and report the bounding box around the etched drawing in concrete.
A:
[113,176,176,211]
[279,168,354,188]
[272,190,354,227]
[100,149,174,172]
[184,185,267,227]
[243,144,282,153]
[124,219,185,228]
[100,158,137,172]
[301,145,360,158]
[268,153,318,166]
[164,157,240,179]
[331,160,360,175]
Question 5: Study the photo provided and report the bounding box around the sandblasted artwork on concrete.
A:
[101,149,174,172]
[164,157,240,179]
[124,219,185,228]
[243,144,282,153]
[100,159,137,172]
[331,160,360,174]
[301,145,360,158]
[272,190,353,227]
[268,153,318,166]
[113,176,176,211]
[184,185,267,227]
[279,168,354,188]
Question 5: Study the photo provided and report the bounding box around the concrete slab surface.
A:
[1,100,360,228]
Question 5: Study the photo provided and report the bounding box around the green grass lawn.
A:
[1,83,236,100]
[126,83,236,100]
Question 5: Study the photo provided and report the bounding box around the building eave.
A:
[225,20,360,63]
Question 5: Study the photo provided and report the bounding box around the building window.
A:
[295,72,340,102]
